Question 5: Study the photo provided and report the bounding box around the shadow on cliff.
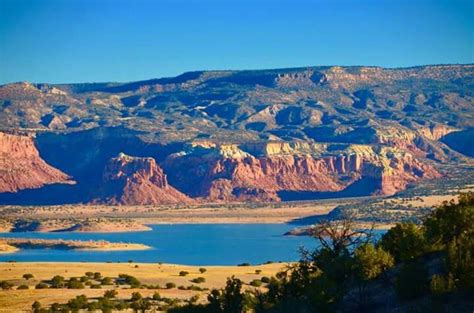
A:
[0,127,182,205]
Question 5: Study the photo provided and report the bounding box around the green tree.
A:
[23,273,34,280]
[222,276,244,313]
[354,243,394,281]
[379,222,426,262]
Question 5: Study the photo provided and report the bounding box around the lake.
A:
[0,224,318,265]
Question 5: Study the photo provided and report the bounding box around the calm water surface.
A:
[0,224,318,265]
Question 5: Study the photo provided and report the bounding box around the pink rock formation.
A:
[0,132,71,192]
[98,153,194,205]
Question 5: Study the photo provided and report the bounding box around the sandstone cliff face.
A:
[97,153,193,205]
[0,132,71,192]
[163,144,439,201]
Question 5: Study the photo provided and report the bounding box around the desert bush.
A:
[104,289,118,298]
[191,277,206,284]
[131,292,143,301]
[179,271,189,276]
[166,282,176,289]
[101,277,113,285]
[23,273,34,280]
[199,268,207,274]
[0,281,13,290]
[250,279,262,287]
[93,272,102,280]
[67,280,85,289]
[152,292,161,300]
[17,285,29,290]
[35,282,49,289]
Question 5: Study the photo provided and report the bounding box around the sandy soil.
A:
[0,262,286,310]
[0,238,150,254]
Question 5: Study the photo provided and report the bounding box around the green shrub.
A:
[0,281,13,290]
[237,263,250,267]
[261,276,270,283]
[152,292,161,300]
[67,294,88,309]
[250,279,262,287]
[32,301,41,312]
[50,275,66,288]
[179,271,189,276]
[101,277,113,285]
[255,269,262,275]
[199,268,207,274]
[23,273,34,280]
[190,277,206,284]
[131,292,142,301]
[104,289,118,298]
[67,280,85,289]
[93,272,102,280]
[90,284,102,289]
[166,282,176,289]
[118,274,141,288]
[17,284,29,290]
[85,272,94,278]
[35,283,49,289]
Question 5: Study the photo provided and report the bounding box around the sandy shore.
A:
[0,238,151,254]
[0,262,286,310]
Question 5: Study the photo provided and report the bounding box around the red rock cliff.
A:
[0,132,71,192]
[163,144,440,201]
[98,153,194,205]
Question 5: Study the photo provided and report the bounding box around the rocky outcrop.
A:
[163,143,439,201]
[0,132,71,193]
[96,153,193,205]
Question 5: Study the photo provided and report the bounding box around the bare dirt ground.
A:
[0,262,285,311]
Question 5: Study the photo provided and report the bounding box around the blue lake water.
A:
[0,224,319,265]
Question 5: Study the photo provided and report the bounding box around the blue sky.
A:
[0,0,472,84]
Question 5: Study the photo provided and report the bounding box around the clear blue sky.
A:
[0,0,472,84]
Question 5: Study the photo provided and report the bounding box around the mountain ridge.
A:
[0,64,472,204]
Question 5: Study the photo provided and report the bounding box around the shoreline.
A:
[0,238,151,254]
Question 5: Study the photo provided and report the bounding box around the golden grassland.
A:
[0,262,285,311]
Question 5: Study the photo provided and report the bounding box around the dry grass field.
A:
[0,262,286,311]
